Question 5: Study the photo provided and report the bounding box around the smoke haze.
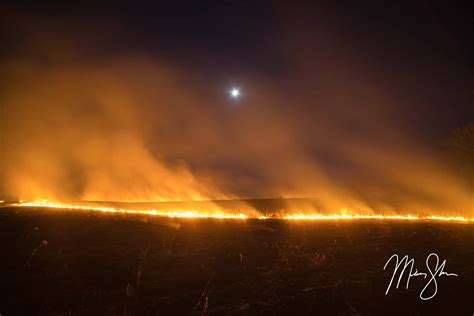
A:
[1,5,473,215]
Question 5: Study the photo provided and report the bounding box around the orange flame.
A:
[8,200,473,223]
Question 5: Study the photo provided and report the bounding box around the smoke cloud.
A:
[1,10,472,216]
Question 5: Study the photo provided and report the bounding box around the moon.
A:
[229,87,240,99]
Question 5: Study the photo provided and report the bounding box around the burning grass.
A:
[10,200,474,223]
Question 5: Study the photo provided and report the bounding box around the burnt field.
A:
[1,207,473,315]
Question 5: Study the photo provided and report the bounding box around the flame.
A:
[5,200,472,223]
[14,201,248,219]
[283,214,471,222]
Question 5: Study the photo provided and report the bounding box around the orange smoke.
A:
[1,12,472,218]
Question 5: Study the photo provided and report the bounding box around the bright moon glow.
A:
[230,88,240,98]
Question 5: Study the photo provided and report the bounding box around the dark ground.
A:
[0,207,473,315]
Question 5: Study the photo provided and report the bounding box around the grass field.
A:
[1,207,473,315]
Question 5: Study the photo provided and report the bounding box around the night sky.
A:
[1,1,473,213]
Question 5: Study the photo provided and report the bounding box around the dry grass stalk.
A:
[25,240,48,266]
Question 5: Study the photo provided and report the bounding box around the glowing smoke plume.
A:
[1,10,472,218]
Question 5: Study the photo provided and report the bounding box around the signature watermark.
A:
[383,253,458,300]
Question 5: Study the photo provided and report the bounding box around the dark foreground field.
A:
[1,208,473,315]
